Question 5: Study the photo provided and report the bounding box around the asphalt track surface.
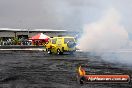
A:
[0,50,131,88]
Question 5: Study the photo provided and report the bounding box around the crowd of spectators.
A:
[0,37,32,46]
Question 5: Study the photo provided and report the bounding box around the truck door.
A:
[57,38,62,48]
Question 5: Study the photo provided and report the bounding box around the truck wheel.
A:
[47,49,52,54]
[57,49,62,55]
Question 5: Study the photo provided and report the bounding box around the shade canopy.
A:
[29,33,49,41]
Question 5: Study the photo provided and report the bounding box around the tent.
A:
[29,33,49,40]
[29,33,49,45]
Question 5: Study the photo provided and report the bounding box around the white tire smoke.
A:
[78,8,132,66]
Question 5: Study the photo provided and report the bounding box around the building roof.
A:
[0,28,67,32]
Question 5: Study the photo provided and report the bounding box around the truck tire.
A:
[47,49,52,54]
[57,49,63,55]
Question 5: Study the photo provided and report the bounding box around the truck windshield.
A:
[64,38,74,44]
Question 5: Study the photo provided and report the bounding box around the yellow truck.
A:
[45,36,76,55]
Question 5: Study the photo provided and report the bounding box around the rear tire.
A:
[57,49,63,55]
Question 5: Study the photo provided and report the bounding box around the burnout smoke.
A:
[78,8,132,66]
